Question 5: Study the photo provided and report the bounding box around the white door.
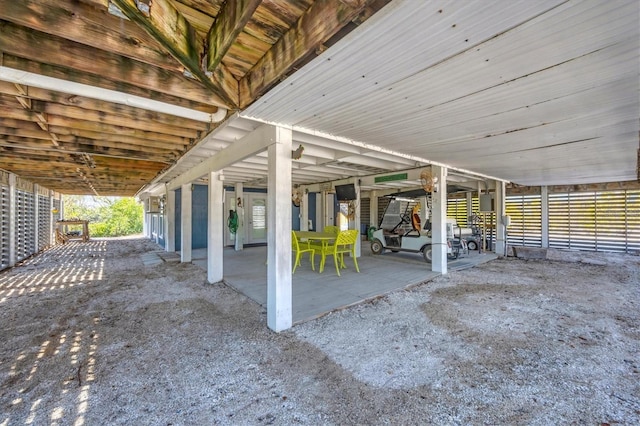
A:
[247,194,267,244]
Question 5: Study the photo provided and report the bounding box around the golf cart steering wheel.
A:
[400,213,412,224]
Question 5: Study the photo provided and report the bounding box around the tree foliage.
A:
[62,196,143,237]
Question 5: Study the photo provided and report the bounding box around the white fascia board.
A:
[0,66,224,123]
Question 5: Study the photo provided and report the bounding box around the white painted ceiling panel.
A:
[243,0,639,186]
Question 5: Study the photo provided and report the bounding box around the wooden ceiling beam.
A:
[110,0,240,108]
[0,21,225,107]
[0,122,189,151]
[0,137,177,163]
[239,0,379,108]
[206,0,262,72]
[0,0,180,72]
[0,81,210,131]
[29,100,202,139]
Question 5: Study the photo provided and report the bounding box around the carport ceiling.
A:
[0,0,390,195]
[244,0,640,187]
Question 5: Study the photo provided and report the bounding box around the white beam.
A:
[167,124,279,191]
[431,166,447,274]
[352,177,361,257]
[0,66,226,123]
[267,126,292,332]
[180,183,192,263]
[208,172,224,283]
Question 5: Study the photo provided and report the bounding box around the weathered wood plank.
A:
[110,0,239,107]
[0,122,190,151]
[32,101,202,139]
[0,81,210,131]
[206,0,261,71]
[0,0,180,71]
[0,21,226,107]
[239,0,378,108]
[0,137,177,163]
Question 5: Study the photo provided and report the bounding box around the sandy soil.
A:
[0,237,638,425]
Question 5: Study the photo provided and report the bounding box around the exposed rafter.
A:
[110,0,239,108]
[206,0,262,72]
[239,0,377,108]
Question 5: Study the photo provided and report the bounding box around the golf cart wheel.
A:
[422,245,432,263]
[467,240,478,251]
[371,239,384,255]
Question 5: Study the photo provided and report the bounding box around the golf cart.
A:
[370,198,453,262]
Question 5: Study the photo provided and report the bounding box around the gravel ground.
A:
[0,236,638,425]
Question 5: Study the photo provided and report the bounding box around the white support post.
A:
[315,193,323,231]
[234,183,244,251]
[352,178,361,257]
[495,180,506,256]
[180,183,192,263]
[49,191,54,247]
[466,192,473,222]
[34,184,39,252]
[208,171,224,283]
[300,188,309,231]
[165,189,176,252]
[419,196,428,230]
[8,173,16,267]
[267,125,292,332]
[431,166,448,274]
[370,190,378,229]
[541,185,549,248]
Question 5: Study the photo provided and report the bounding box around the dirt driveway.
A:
[1,237,638,425]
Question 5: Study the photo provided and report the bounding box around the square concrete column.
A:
[495,180,507,256]
[165,189,176,252]
[431,166,448,274]
[180,183,192,263]
[208,172,224,283]
[267,125,292,332]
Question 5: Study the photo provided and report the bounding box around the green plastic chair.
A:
[318,230,360,276]
[292,231,315,274]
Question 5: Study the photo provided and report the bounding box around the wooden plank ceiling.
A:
[0,0,389,196]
